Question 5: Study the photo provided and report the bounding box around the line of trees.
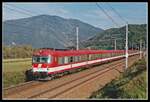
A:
[3,45,35,59]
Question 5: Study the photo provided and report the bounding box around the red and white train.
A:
[31,48,139,78]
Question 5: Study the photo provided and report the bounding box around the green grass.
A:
[3,58,31,63]
[3,59,32,88]
[3,71,27,88]
[3,60,32,72]
[89,58,147,99]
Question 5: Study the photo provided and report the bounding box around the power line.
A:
[95,3,129,70]
[4,5,33,16]
[76,27,79,50]
[4,5,40,27]
[101,3,128,52]
[106,3,127,23]
[6,4,39,15]
[104,3,129,70]
[95,3,120,28]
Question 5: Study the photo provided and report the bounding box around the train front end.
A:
[31,49,54,79]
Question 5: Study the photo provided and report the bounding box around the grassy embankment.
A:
[89,58,147,99]
[3,58,32,88]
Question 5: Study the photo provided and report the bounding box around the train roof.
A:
[39,48,69,51]
[33,49,126,57]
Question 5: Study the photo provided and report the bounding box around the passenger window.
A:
[74,56,79,62]
[81,55,87,61]
[79,56,82,61]
[64,56,68,64]
[58,57,64,65]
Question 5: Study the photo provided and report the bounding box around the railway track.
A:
[3,57,120,97]
[29,61,124,98]
[30,55,138,99]
[3,54,139,99]
[36,62,124,99]
[58,55,140,99]
[3,81,42,96]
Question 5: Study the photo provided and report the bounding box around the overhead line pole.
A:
[140,40,142,59]
[96,3,129,70]
[76,26,79,50]
[125,22,128,70]
[114,39,116,50]
[105,3,129,70]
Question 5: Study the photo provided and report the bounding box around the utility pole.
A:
[143,41,145,50]
[76,26,79,50]
[114,39,116,50]
[132,43,133,50]
[111,34,122,50]
[140,40,142,59]
[125,22,128,70]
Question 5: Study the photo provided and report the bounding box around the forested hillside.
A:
[82,24,146,50]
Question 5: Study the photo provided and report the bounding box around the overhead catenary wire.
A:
[95,3,125,49]
[95,3,129,70]
[4,4,110,48]
[106,3,127,23]
[6,4,39,15]
[95,3,120,28]
[104,3,129,69]
[103,2,129,45]
[4,5,33,16]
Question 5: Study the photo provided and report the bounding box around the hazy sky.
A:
[3,2,147,30]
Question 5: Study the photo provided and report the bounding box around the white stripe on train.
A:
[32,52,140,73]
[47,55,124,72]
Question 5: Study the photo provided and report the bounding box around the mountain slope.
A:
[82,24,146,50]
[2,15,103,48]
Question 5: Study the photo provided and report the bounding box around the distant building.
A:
[12,42,16,46]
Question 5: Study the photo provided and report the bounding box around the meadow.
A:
[3,58,32,88]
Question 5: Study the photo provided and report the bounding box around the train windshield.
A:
[32,56,51,63]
